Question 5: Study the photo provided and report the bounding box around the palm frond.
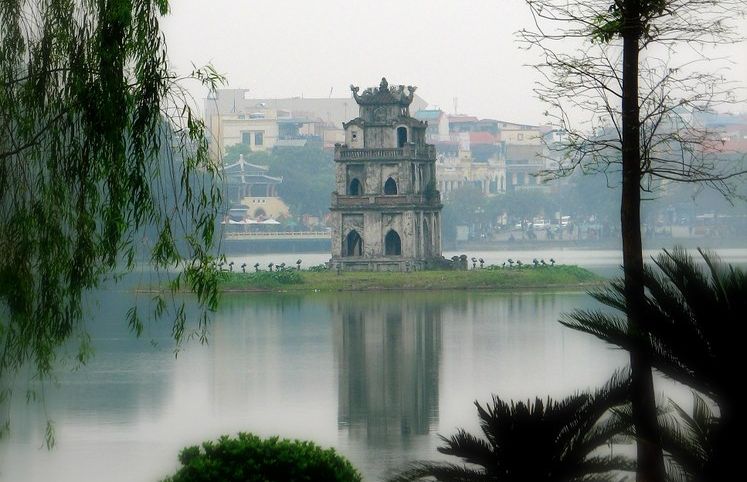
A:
[560,310,636,350]
[437,429,494,469]
[587,277,628,313]
[566,246,746,423]
[570,455,636,475]
[562,369,633,463]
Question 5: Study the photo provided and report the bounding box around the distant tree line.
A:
[440,170,747,245]
[224,142,746,241]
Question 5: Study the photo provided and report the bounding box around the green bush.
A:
[306,264,329,272]
[162,433,362,482]
[248,269,303,286]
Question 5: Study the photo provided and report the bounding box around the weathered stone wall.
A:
[344,123,364,148]
[364,126,395,148]
[330,211,342,255]
[360,105,401,123]
[364,163,378,194]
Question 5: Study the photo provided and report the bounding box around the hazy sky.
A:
[162,0,747,125]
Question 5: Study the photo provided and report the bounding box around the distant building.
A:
[222,155,289,220]
[414,109,449,142]
[504,143,548,190]
[329,78,442,271]
[205,89,428,155]
[437,154,506,195]
[428,115,552,195]
[446,115,481,133]
[697,111,747,152]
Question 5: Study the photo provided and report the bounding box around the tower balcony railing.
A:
[334,144,436,161]
[331,191,442,208]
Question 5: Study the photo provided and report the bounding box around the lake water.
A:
[1,249,745,481]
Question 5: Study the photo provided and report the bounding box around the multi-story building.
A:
[430,116,552,195]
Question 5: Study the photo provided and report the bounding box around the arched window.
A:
[348,178,361,196]
[397,126,408,148]
[383,177,397,195]
[253,208,266,219]
[344,230,363,257]
[384,230,401,256]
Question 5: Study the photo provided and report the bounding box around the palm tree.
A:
[389,371,634,482]
[562,247,746,477]
[659,393,724,482]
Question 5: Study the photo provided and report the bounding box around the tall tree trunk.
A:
[621,2,666,481]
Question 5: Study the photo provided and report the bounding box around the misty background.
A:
[161,0,747,123]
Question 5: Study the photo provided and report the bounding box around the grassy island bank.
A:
[217,265,601,292]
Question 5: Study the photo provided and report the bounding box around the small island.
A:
[217,265,602,292]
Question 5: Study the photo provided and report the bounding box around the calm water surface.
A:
[2,248,744,481]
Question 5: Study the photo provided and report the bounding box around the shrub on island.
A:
[236,269,303,287]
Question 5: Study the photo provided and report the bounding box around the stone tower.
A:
[329,78,442,271]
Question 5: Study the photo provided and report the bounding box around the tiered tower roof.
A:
[350,77,416,107]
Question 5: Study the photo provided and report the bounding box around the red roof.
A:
[469,132,496,144]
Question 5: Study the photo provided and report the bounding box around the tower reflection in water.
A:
[332,293,443,445]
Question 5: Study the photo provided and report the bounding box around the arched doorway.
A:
[344,230,363,257]
[384,230,401,256]
[397,127,408,148]
[254,208,266,218]
[348,178,361,196]
[383,177,397,195]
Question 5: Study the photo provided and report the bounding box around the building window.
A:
[384,230,402,256]
[348,178,362,196]
[384,177,398,195]
[397,126,408,148]
[344,230,363,257]
[352,130,358,140]
[517,133,524,141]
[242,132,251,145]
[254,132,264,146]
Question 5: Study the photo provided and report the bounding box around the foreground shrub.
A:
[163,433,362,482]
